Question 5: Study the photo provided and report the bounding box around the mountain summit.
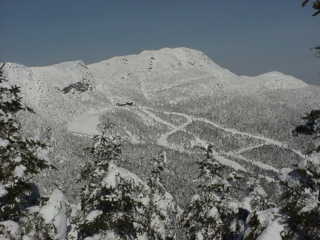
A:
[3,47,312,130]
[5,47,308,108]
[90,47,308,103]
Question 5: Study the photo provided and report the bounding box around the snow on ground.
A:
[0,220,20,239]
[68,103,303,174]
[13,165,27,178]
[102,163,147,188]
[39,189,70,240]
[67,111,101,136]
[106,163,181,212]
[225,152,279,173]
[0,184,8,198]
[59,47,307,175]
[88,47,307,101]
[256,219,284,240]
[140,107,247,172]
[246,71,308,91]
[86,210,103,222]
[236,144,268,154]
[67,106,144,144]
[0,138,9,147]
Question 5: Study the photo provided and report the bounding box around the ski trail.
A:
[138,108,177,129]
[224,152,279,173]
[140,107,246,172]
[235,143,305,159]
[143,106,305,159]
[139,107,190,148]
[236,144,269,154]
[211,150,247,172]
[123,128,141,144]
[235,143,305,160]
[69,105,303,174]
[157,117,192,147]
[141,106,305,174]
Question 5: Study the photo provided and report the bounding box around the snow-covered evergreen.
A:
[242,155,320,240]
[0,64,73,240]
[19,189,71,240]
[144,151,179,240]
[279,155,320,240]
[0,63,59,239]
[181,144,243,240]
[78,124,179,240]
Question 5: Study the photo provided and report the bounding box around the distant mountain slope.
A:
[5,47,310,113]
[4,61,110,123]
[88,47,308,104]
[3,47,320,201]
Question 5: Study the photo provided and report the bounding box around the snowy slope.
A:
[4,61,110,123]
[3,47,317,203]
[4,47,309,111]
[242,71,308,91]
[88,47,308,103]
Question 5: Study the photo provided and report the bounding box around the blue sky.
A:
[1,0,320,83]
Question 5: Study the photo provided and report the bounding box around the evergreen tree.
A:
[244,177,272,212]
[0,63,51,228]
[287,108,320,239]
[302,0,320,16]
[78,123,148,240]
[181,144,242,240]
[145,151,179,240]
[21,210,56,239]
[279,157,320,240]
[241,176,276,240]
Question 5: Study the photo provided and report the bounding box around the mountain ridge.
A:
[5,47,309,90]
[4,47,310,113]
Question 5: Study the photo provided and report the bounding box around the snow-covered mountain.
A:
[3,47,320,205]
[5,47,309,109]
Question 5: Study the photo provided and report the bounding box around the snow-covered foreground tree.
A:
[282,107,320,239]
[302,0,320,16]
[21,188,72,240]
[181,144,243,240]
[240,177,277,240]
[0,62,49,221]
[244,156,320,240]
[241,110,320,240]
[278,155,320,240]
[145,151,179,240]
[0,63,72,240]
[77,124,179,240]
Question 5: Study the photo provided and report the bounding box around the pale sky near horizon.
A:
[1,0,320,84]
